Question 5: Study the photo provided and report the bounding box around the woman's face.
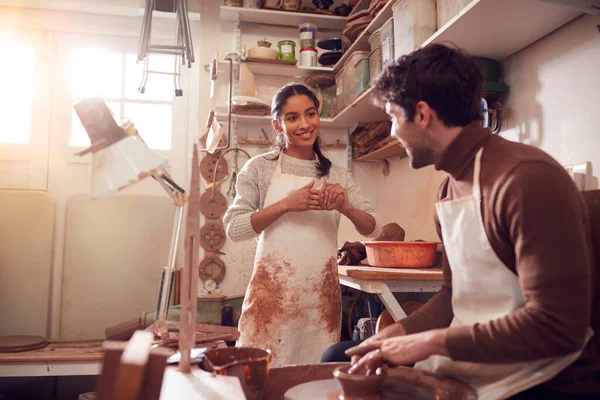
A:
[274,94,320,150]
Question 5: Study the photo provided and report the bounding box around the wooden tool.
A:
[178,142,202,373]
[96,333,171,400]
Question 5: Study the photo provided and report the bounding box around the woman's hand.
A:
[320,179,349,212]
[283,180,323,212]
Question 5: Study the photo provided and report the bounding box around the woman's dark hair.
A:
[270,83,331,178]
[373,43,483,127]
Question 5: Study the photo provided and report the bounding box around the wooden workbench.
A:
[338,264,444,321]
[0,340,104,377]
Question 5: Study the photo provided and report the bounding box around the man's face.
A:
[385,102,436,169]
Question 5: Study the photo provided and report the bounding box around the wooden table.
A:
[0,340,104,377]
[338,265,443,321]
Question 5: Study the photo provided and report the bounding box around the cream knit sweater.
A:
[223,149,382,242]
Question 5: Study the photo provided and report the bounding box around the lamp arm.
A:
[150,171,188,321]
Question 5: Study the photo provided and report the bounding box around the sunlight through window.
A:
[70,48,173,150]
[0,40,34,144]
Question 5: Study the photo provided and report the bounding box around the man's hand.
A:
[346,329,449,375]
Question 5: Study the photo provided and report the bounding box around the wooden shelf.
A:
[332,0,395,73]
[332,87,388,124]
[247,62,334,77]
[215,113,350,129]
[422,0,582,61]
[347,0,370,18]
[354,140,406,162]
[220,6,347,30]
[238,137,346,149]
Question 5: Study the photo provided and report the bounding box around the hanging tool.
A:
[137,0,194,96]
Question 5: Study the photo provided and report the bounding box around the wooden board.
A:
[354,140,407,162]
[338,265,443,281]
[247,57,296,65]
[0,340,105,363]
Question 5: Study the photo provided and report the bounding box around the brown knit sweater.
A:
[399,121,600,394]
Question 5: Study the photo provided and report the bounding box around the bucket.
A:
[202,347,271,400]
[299,47,318,67]
[299,22,317,48]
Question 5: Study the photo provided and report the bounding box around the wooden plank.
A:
[0,340,105,363]
[338,265,443,281]
[354,140,407,162]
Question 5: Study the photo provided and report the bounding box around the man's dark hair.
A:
[373,43,483,127]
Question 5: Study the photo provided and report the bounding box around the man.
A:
[345,44,600,399]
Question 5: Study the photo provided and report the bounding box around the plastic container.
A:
[335,67,346,111]
[351,57,370,102]
[368,27,382,52]
[299,23,317,48]
[392,0,437,58]
[379,17,394,68]
[369,47,382,84]
[436,0,471,28]
[299,47,318,66]
[345,51,370,104]
[277,40,296,61]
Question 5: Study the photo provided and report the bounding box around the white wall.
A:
[502,14,600,189]
[374,14,600,243]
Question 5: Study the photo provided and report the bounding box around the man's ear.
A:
[414,101,433,127]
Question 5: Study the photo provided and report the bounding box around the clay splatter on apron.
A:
[317,257,342,340]
[240,251,301,359]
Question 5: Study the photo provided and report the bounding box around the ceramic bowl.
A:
[333,366,387,400]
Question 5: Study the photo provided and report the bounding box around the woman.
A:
[223,83,382,366]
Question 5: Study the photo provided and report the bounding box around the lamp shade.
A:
[91,135,168,198]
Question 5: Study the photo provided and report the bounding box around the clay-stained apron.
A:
[237,154,341,366]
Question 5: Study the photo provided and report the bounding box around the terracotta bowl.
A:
[333,366,387,400]
[202,347,271,400]
[364,241,437,268]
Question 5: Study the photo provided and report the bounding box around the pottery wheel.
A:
[198,256,226,284]
[200,190,228,219]
[0,335,49,353]
[200,223,226,252]
[200,153,229,183]
[284,378,435,400]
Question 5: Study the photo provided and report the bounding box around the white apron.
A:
[415,147,591,400]
[237,154,341,366]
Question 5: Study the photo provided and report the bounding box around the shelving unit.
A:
[422,0,581,60]
[220,6,347,30]
[332,87,387,124]
[332,0,395,73]
[218,0,584,163]
[215,113,350,130]
[354,140,407,163]
[246,62,333,77]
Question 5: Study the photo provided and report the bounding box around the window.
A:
[0,39,35,144]
[70,48,175,150]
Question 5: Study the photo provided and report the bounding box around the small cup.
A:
[333,365,387,400]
